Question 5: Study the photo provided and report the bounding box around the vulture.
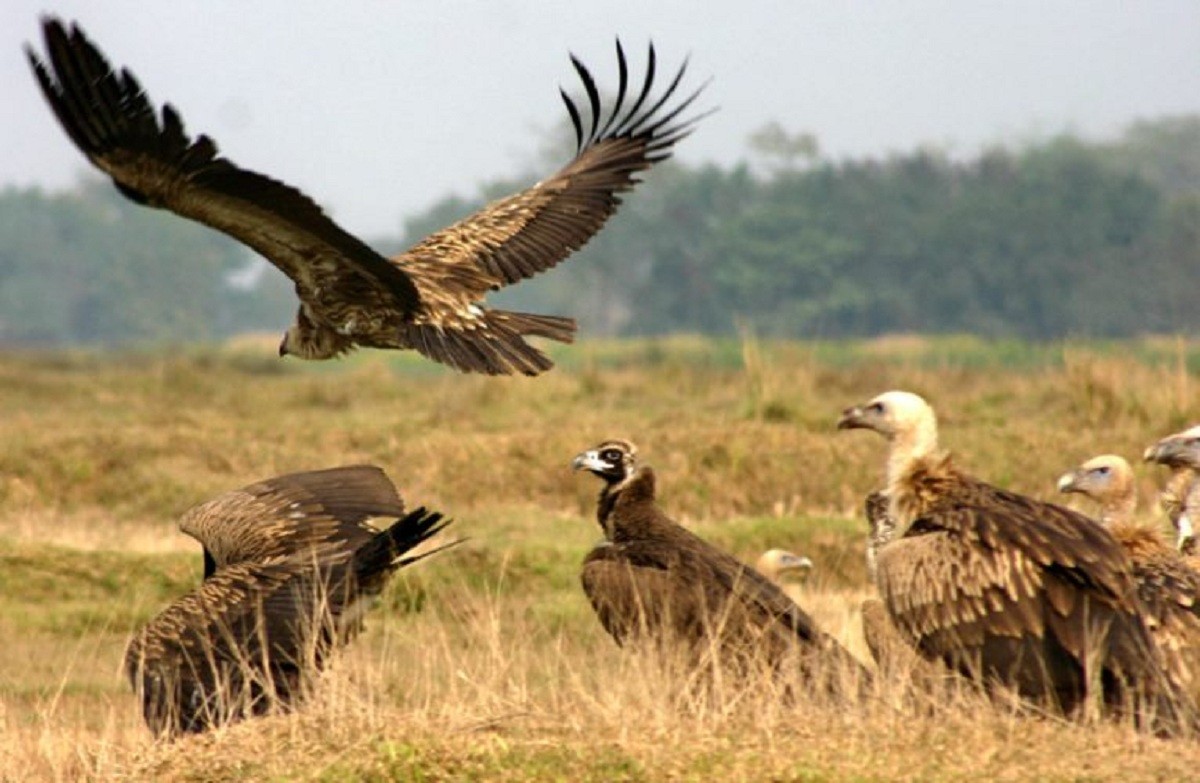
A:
[858,489,944,684]
[755,549,814,585]
[837,390,1193,731]
[125,466,453,737]
[571,439,866,685]
[1144,425,1200,556]
[1057,454,1200,699]
[26,19,708,375]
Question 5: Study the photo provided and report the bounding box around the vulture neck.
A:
[597,466,657,542]
[885,415,944,507]
[1162,467,1197,523]
[1098,491,1137,527]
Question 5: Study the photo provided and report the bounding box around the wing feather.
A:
[28,19,420,312]
[397,39,710,307]
[178,465,406,570]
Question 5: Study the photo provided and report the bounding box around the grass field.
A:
[2,335,1199,781]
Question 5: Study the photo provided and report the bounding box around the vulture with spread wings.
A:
[27,18,708,375]
[126,466,455,737]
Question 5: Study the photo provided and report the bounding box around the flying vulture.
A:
[27,18,708,375]
[1057,454,1200,700]
[125,466,454,737]
[571,439,866,687]
[837,390,1194,731]
[1144,425,1200,556]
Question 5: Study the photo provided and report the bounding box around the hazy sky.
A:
[4,2,1198,237]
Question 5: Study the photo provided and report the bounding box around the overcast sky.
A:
[4,1,1198,237]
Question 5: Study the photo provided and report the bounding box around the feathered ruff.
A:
[878,453,1196,733]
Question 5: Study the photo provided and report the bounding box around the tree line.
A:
[2,116,1197,347]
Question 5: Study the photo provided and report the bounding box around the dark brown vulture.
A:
[571,439,866,687]
[1144,425,1200,557]
[26,18,708,375]
[1057,454,1200,701]
[179,465,407,579]
[125,467,453,737]
[837,390,1194,732]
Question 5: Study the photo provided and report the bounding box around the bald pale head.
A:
[1056,454,1136,525]
[837,391,936,443]
[838,390,942,492]
[756,548,814,584]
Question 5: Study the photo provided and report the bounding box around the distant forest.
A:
[2,115,1198,347]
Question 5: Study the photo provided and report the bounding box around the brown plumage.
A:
[838,391,1193,731]
[1144,425,1200,556]
[1057,454,1200,699]
[27,19,708,375]
[571,439,865,685]
[125,467,453,737]
[862,489,894,586]
[180,465,406,578]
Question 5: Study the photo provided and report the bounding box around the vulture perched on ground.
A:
[27,18,708,375]
[755,549,814,585]
[1057,454,1200,699]
[571,439,866,688]
[858,490,945,683]
[125,466,453,737]
[837,391,1194,731]
[1144,425,1200,557]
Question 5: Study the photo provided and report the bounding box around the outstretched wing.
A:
[178,465,406,575]
[397,40,709,315]
[127,507,449,736]
[27,18,420,314]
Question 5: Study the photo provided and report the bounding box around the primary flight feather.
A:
[27,18,708,375]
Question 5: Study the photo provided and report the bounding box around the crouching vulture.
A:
[571,439,866,690]
[126,466,455,737]
[1057,454,1200,701]
[837,391,1194,732]
[27,18,708,374]
[1144,425,1200,559]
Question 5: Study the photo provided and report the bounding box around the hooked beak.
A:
[1056,470,1082,494]
[775,553,814,574]
[278,335,289,357]
[837,405,867,431]
[572,450,611,473]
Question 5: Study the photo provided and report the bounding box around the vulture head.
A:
[838,390,942,485]
[1056,454,1135,525]
[278,308,353,360]
[837,391,936,444]
[572,439,639,485]
[755,549,814,584]
[1143,426,1200,552]
[1143,425,1200,470]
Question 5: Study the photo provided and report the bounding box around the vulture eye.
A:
[866,402,884,414]
[602,449,623,463]
[1094,466,1110,476]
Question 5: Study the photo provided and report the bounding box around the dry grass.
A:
[1,336,1199,780]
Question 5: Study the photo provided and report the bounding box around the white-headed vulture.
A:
[838,390,1195,732]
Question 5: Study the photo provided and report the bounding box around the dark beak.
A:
[278,336,289,357]
[836,406,866,430]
